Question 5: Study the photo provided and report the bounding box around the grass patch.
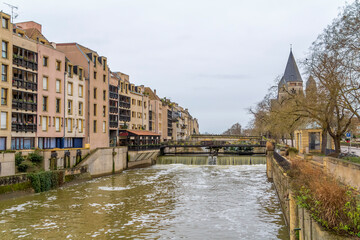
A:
[342,156,360,164]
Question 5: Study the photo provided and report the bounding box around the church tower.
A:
[278,50,303,101]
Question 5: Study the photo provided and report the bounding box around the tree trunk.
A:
[290,133,294,147]
[321,129,327,154]
[333,136,341,155]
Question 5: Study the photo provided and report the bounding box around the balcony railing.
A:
[12,100,37,112]
[119,102,131,109]
[109,121,118,129]
[13,57,38,71]
[109,106,118,114]
[11,123,37,133]
[109,92,118,99]
[119,115,131,122]
[12,79,37,91]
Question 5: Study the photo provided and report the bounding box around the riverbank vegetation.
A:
[15,151,44,173]
[289,159,360,237]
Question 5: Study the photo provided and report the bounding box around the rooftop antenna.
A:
[3,2,18,23]
[290,44,293,52]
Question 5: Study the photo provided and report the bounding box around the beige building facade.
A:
[56,43,109,149]
[0,12,12,150]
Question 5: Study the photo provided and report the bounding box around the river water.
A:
[0,164,289,239]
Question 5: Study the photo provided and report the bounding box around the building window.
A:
[68,100,72,115]
[56,79,61,93]
[103,121,106,133]
[1,88,7,105]
[43,76,48,90]
[2,41,8,58]
[56,60,61,71]
[43,96,48,111]
[43,56,48,67]
[67,118,72,132]
[1,64,7,82]
[103,106,106,117]
[0,137,5,150]
[79,102,83,116]
[2,17,9,29]
[55,117,60,132]
[93,88,97,99]
[56,99,61,113]
[94,56,97,67]
[79,119,83,133]
[132,99,135,105]
[67,64,72,77]
[103,74,106,83]
[79,85,83,97]
[138,100,141,106]
[1,112,7,129]
[42,116,47,131]
[103,90,106,101]
[79,68,83,80]
[103,59,106,70]
[68,82,73,96]
[94,71,97,79]
[93,120,97,133]
[132,111,135,117]
[93,104,97,116]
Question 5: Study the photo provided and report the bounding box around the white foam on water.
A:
[1,201,33,214]
[98,186,131,191]
[89,203,101,207]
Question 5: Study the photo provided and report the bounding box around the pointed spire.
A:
[283,50,302,83]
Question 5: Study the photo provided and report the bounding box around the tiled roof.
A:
[144,87,160,101]
[22,28,51,46]
[125,130,161,136]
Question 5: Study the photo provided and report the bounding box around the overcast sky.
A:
[2,0,349,133]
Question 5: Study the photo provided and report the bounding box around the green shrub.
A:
[15,152,25,166]
[27,150,43,164]
[27,171,61,193]
[18,160,33,172]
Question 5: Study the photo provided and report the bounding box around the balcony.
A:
[13,57,38,71]
[12,100,37,112]
[119,115,131,122]
[109,121,118,129]
[12,78,37,91]
[11,123,37,133]
[109,106,118,114]
[109,92,118,99]
[119,101,131,109]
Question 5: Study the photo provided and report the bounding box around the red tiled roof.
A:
[124,130,160,136]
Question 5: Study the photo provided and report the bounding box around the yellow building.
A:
[294,128,334,154]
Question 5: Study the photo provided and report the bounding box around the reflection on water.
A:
[0,164,289,239]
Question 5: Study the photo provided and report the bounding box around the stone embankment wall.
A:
[267,150,353,240]
[78,147,127,177]
[0,152,15,176]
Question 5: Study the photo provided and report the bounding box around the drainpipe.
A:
[63,71,66,148]
[76,44,90,147]
[142,93,144,129]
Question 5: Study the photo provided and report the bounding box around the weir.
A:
[156,155,266,165]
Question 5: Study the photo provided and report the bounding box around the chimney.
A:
[154,89,156,95]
